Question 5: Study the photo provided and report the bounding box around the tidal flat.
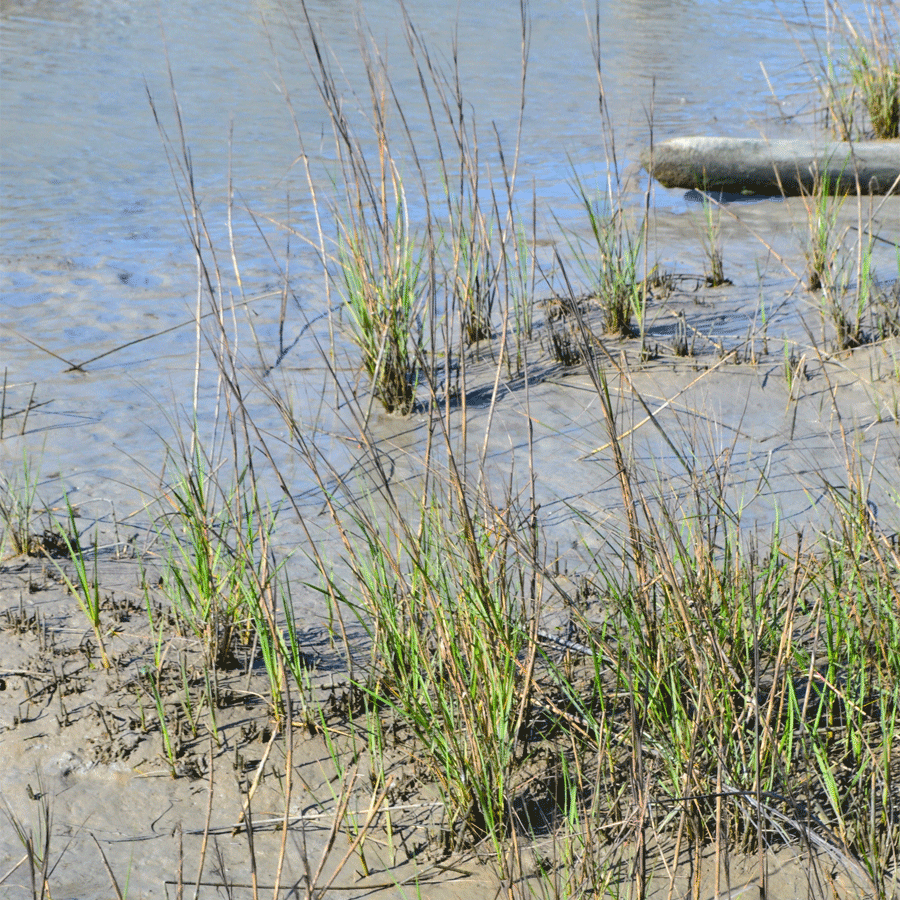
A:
[2,0,900,896]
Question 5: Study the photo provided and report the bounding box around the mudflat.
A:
[2,198,898,895]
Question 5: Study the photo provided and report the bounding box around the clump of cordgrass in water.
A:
[339,170,423,416]
[801,170,847,293]
[459,272,495,344]
[811,0,900,139]
[797,169,869,349]
[697,191,730,287]
[851,44,900,138]
[800,169,895,351]
[869,270,900,341]
[783,339,808,401]
[569,183,645,338]
[454,214,498,345]
[547,319,584,365]
[3,777,55,896]
[293,0,539,395]
[844,1,900,139]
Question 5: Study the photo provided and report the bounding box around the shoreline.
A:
[2,281,899,896]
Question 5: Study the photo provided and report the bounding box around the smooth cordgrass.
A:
[338,169,424,415]
[566,174,646,339]
[845,4,900,138]
[50,500,111,669]
[320,497,539,866]
[798,0,900,140]
[155,446,274,674]
[0,452,42,559]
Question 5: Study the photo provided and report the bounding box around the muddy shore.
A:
[3,202,899,896]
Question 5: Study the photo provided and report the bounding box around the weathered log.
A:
[641,136,900,196]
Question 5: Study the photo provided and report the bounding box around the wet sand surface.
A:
[2,201,898,895]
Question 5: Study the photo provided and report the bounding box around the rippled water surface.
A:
[0,0,885,562]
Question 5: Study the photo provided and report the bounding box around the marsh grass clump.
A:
[542,295,591,365]
[799,171,898,352]
[783,339,808,401]
[813,0,900,139]
[844,2,900,139]
[339,171,424,416]
[568,180,645,338]
[870,274,900,341]
[801,170,848,293]
[797,170,872,350]
[850,43,900,138]
[698,191,729,286]
[0,455,45,558]
[50,500,112,669]
[454,214,499,345]
[458,271,496,345]
[295,1,535,410]
[154,446,276,673]
[322,493,540,862]
[3,778,54,897]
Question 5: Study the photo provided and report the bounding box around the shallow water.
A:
[1,0,895,586]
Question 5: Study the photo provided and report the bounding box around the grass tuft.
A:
[50,499,111,669]
[812,0,900,140]
[338,168,423,416]
[155,445,275,674]
[0,454,48,559]
[845,3,900,139]
[324,495,539,864]
[568,177,645,338]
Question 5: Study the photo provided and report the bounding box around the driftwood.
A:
[641,136,900,196]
